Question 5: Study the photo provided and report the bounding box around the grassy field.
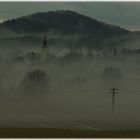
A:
[0,128,140,138]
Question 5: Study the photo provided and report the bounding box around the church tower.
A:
[41,33,48,63]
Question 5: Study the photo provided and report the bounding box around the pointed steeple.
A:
[41,32,48,63]
[43,33,47,48]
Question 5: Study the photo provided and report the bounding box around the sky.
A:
[0,2,140,30]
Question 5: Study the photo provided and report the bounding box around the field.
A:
[0,128,140,138]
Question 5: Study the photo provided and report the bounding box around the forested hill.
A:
[1,10,140,50]
[0,10,129,37]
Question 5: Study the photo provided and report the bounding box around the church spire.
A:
[43,33,47,48]
[41,33,48,63]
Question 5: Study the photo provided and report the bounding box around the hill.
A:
[1,10,129,37]
[0,10,140,50]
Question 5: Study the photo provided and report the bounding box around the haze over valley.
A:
[0,7,140,131]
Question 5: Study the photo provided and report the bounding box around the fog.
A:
[0,48,139,131]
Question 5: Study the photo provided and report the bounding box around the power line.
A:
[49,88,140,95]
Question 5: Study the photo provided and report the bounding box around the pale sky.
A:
[0,2,140,30]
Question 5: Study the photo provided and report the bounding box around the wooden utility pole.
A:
[109,88,119,114]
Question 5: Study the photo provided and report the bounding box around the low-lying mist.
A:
[0,53,139,130]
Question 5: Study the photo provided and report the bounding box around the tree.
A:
[19,69,50,95]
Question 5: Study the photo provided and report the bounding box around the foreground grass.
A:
[0,128,140,138]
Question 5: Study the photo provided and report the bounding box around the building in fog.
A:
[41,33,48,63]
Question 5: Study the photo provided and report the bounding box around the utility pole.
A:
[109,88,119,115]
